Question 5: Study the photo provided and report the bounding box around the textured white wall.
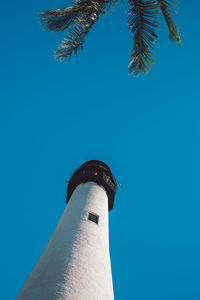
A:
[16,182,114,300]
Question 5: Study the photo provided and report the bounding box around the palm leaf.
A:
[56,0,106,61]
[40,0,116,61]
[40,0,181,75]
[157,0,181,43]
[128,0,160,76]
[40,4,88,33]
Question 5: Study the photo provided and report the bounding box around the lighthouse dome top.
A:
[82,160,114,177]
[66,160,117,211]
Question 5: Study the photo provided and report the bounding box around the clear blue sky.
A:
[1,1,200,299]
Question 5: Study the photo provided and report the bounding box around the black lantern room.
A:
[66,160,117,211]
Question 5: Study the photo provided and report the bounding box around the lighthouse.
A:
[16,160,117,300]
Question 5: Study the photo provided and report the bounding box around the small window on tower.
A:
[88,212,99,224]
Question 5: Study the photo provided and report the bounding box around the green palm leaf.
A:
[40,0,181,75]
[128,0,160,76]
[157,0,181,43]
[40,0,116,61]
[40,4,89,33]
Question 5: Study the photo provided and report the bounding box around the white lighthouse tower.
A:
[16,160,117,300]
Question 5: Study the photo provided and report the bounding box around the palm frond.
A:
[128,0,160,76]
[55,0,105,61]
[40,0,116,61]
[40,0,181,75]
[157,0,180,42]
[40,3,90,33]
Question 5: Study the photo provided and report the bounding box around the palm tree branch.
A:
[156,0,181,42]
[54,0,106,61]
[128,0,160,76]
[40,2,91,32]
[40,0,116,61]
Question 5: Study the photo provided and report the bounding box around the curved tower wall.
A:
[16,182,114,300]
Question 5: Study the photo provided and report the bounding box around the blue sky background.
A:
[1,0,200,299]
